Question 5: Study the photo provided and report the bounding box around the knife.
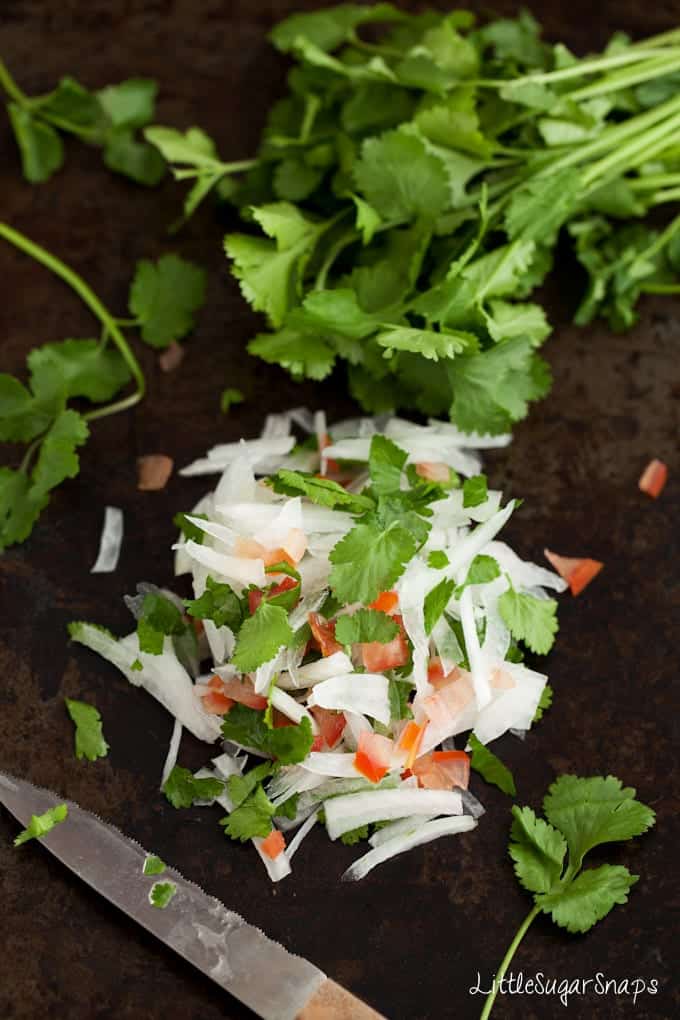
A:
[0,770,386,1020]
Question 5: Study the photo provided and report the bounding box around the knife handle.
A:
[297,978,387,1019]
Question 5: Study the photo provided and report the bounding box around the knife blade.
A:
[0,770,385,1020]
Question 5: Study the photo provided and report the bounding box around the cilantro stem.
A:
[568,52,680,101]
[0,221,145,413]
[0,58,28,105]
[479,904,541,1020]
[581,109,680,187]
[640,281,680,294]
[477,48,679,89]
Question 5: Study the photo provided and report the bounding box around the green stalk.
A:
[479,905,541,1020]
[0,57,28,105]
[640,281,680,293]
[568,52,680,101]
[477,47,679,88]
[629,173,680,191]
[649,186,680,205]
[173,159,258,181]
[0,221,145,417]
[581,109,680,187]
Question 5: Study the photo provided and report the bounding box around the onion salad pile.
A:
[69,410,567,882]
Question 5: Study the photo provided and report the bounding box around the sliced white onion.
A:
[342,815,477,881]
[301,752,360,778]
[252,834,292,882]
[485,541,568,593]
[368,814,435,848]
[270,687,317,730]
[91,506,124,573]
[294,651,354,685]
[184,515,236,547]
[181,437,296,476]
[445,501,516,577]
[459,587,491,709]
[425,420,512,449]
[160,718,183,789]
[285,811,318,861]
[397,559,439,697]
[183,541,266,588]
[214,455,257,508]
[471,663,547,745]
[342,711,373,752]
[211,752,245,779]
[308,673,390,725]
[324,788,462,841]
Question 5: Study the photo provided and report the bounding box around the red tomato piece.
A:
[354,732,393,784]
[412,750,470,790]
[544,549,604,597]
[260,829,286,860]
[639,458,668,499]
[249,575,299,616]
[202,691,235,715]
[360,614,409,672]
[309,612,342,657]
[415,461,450,483]
[397,721,424,769]
[369,590,399,614]
[218,676,268,711]
[310,706,346,749]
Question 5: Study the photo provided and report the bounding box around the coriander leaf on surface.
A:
[468,733,516,796]
[144,125,222,168]
[231,601,294,672]
[135,592,186,655]
[220,387,244,414]
[143,855,166,876]
[484,299,552,346]
[504,169,583,244]
[65,698,109,762]
[376,325,476,362]
[542,774,656,870]
[340,824,370,846]
[221,704,313,765]
[103,129,165,186]
[536,864,639,934]
[457,554,500,592]
[423,577,456,635]
[173,512,207,544]
[269,716,314,765]
[248,327,336,381]
[27,339,132,403]
[227,762,276,809]
[29,409,89,496]
[0,468,48,551]
[497,584,558,655]
[353,127,451,221]
[13,804,68,847]
[184,575,243,632]
[427,550,449,569]
[162,766,225,809]
[533,682,553,722]
[97,78,157,129]
[128,254,206,348]
[335,609,399,645]
[7,103,64,183]
[388,678,414,721]
[509,805,566,894]
[275,794,299,820]
[270,4,403,54]
[329,519,417,605]
[462,474,487,508]
[149,881,177,908]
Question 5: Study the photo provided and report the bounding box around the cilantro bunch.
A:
[481,774,656,1019]
[0,61,165,185]
[0,224,206,550]
[147,6,680,433]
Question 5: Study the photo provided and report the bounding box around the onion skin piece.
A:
[544,548,603,596]
[137,454,174,491]
[638,459,668,499]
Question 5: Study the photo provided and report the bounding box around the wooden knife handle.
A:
[297,978,387,1020]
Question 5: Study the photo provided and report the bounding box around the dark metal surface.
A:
[0,2,677,1018]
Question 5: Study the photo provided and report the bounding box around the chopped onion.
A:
[342,711,373,751]
[308,673,390,725]
[445,501,516,576]
[137,454,174,491]
[459,587,491,709]
[91,506,124,574]
[285,811,318,861]
[183,540,266,588]
[342,815,477,881]
[160,718,183,789]
[324,788,463,841]
[472,663,547,745]
[302,752,360,778]
[368,815,434,848]
[211,752,245,779]
[253,833,292,882]
[270,687,317,730]
[293,651,354,686]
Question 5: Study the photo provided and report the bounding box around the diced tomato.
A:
[427,657,462,689]
[309,612,342,657]
[282,528,307,563]
[319,432,340,475]
[260,829,286,860]
[415,461,451,483]
[360,614,409,672]
[412,749,470,790]
[369,590,399,614]
[544,549,604,597]
[202,691,235,715]
[234,536,297,568]
[218,676,268,711]
[311,735,324,752]
[272,710,296,728]
[639,458,668,499]
[310,706,346,749]
[354,731,393,784]
[190,617,205,637]
[422,671,475,729]
[397,721,424,769]
[249,575,299,616]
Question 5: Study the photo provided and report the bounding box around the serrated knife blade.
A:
[0,771,385,1020]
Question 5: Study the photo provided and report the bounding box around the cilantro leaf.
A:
[149,881,177,908]
[353,127,451,221]
[220,387,244,414]
[275,794,299,820]
[143,855,166,876]
[14,804,68,847]
[462,474,487,508]
[533,683,553,722]
[162,766,225,809]
[267,469,375,513]
[29,409,89,496]
[173,512,207,544]
[509,805,566,893]
[27,339,131,403]
[226,762,276,809]
[65,698,109,762]
[0,468,48,551]
[388,678,413,720]
[423,577,456,635]
[129,254,206,348]
[468,734,516,796]
[248,327,336,381]
[457,554,500,592]
[184,575,243,632]
[428,550,449,569]
[504,169,582,244]
[335,609,399,645]
[136,592,186,655]
[270,4,403,53]
[97,78,157,129]
[368,434,407,495]
[497,585,558,655]
[377,326,476,362]
[329,519,417,605]
[221,704,313,765]
[536,864,639,934]
[7,103,64,183]
[231,601,294,672]
[103,129,165,186]
[340,824,370,846]
[221,785,276,841]
[542,775,657,871]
